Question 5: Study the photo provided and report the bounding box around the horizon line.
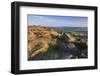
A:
[28,25,87,27]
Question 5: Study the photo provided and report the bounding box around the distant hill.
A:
[52,27,87,32]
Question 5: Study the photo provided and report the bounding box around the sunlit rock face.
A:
[28,25,88,60]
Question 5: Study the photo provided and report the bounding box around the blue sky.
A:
[28,15,88,27]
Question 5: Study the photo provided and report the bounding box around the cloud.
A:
[28,15,88,27]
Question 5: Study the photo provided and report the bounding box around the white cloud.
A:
[28,16,87,27]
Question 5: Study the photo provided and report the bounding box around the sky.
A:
[28,15,88,27]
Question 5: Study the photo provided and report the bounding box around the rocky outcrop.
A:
[28,25,88,60]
